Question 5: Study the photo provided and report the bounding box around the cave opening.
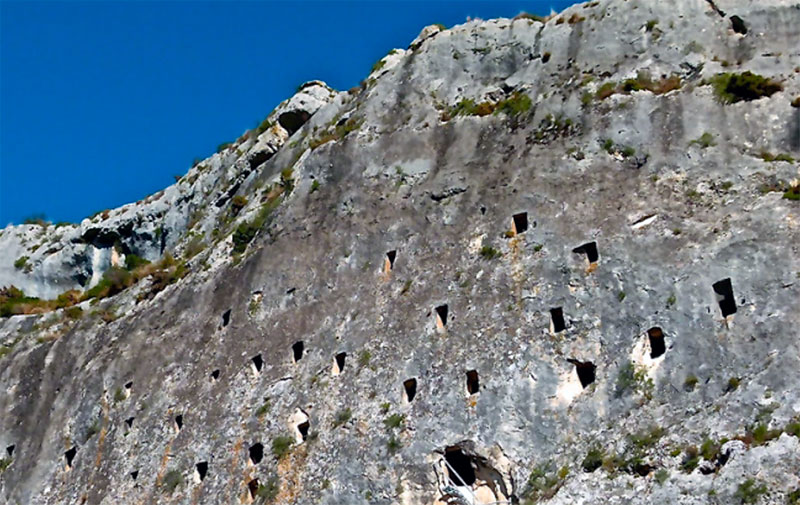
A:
[444,447,476,486]
[713,278,737,317]
[569,359,596,388]
[466,370,480,395]
[195,462,208,482]
[647,327,666,359]
[550,307,566,333]
[130,470,139,481]
[292,341,304,363]
[403,378,418,403]
[222,309,231,327]
[512,212,528,235]
[65,446,77,469]
[297,421,310,442]
[124,381,133,391]
[385,250,397,273]
[334,352,347,375]
[249,443,264,465]
[210,369,220,381]
[125,417,134,429]
[248,478,260,500]
[435,304,449,329]
[573,241,599,264]
[251,354,264,374]
[174,415,183,433]
[6,445,14,457]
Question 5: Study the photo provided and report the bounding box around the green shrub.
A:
[85,419,101,441]
[255,401,270,417]
[85,267,132,300]
[217,142,233,153]
[333,407,352,427]
[387,436,401,453]
[788,488,800,504]
[514,12,547,23]
[581,446,604,472]
[114,387,127,403]
[271,436,294,460]
[783,183,800,201]
[161,469,183,494]
[726,376,740,392]
[255,475,280,501]
[371,59,387,74]
[383,413,405,430]
[13,256,29,270]
[124,254,150,271]
[681,446,700,472]
[495,92,532,116]
[479,245,501,260]
[689,132,716,148]
[255,117,272,135]
[708,72,782,104]
[617,291,626,302]
[358,350,371,367]
[761,151,795,163]
[700,438,720,461]
[231,195,249,215]
[654,468,669,485]
[523,461,567,501]
[645,19,658,31]
[614,361,653,399]
[734,478,767,504]
[309,180,320,193]
[0,458,11,472]
[23,214,48,226]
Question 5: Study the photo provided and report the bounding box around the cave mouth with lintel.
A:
[550,307,565,333]
[713,278,737,317]
[249,443,264,465]
[647,327,666,359]
[292,341,304,363]
[573,241,599,264]
[568,359,596,388]
[512,212,528,234]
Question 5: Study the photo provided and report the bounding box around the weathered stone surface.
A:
[1,1,799,504]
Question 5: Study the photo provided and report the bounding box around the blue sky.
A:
[1,0,576,225]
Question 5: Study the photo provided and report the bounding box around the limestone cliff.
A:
[1,0,799,504]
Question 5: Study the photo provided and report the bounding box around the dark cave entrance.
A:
[444,447,476,486]
[713,278,737,317]
[195,461,208,482]
[569,359,596,388]
[512,212,528,235]
[403,378,417,403]
[6,445,14,457]
[210,369,220,381]
[125,417,134,429]
[222,309,231,327]
[251,354,263,374]
[573,241,599,264]
[130,470,138,481]
[174,415,183,433]
[65,446,77,469]
[385,250,397,272]
[550,307,566,333]
[647,327,666,359]
[249,443,264,465]
[466,370,480,395]
[435,304,448,328]
[292,341,304,363]
[248,478,260,500]
[334,352,347,374]
[297,421,310,442]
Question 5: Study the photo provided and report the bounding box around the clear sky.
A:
[1,0,576,226]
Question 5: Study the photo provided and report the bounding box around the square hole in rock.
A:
[222,309,232,327]
[712,278,737,317]
[512,212,528,234]
[550,307,566,333]
[249,443,264,465]
[435,305,449,329]
[647,327,666,359]
[385,250,397,273]
[292,341,304,363]
[466,370,480,395]
[65,446,77,469]
[251,354,263,374]
[195,462,208,482]
[573,241,599,264]
[568,359,596,388]
[333,352,347,375]
[403,378,417,403]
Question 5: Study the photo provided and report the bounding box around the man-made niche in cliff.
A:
[435,304,449,330]
[249,443,264,465]
[248,478,260,501]
[291,409,311,443]
[124,381,133,398]
[384,250,397,273]
[512,212,528,235]
[573,241,599,266]
[444,447,476,486]
[174,415,183,433]
[222,309,232,327]
[292,341,304,363]
[251,354,264,375]
[403,378,418,403]
[130,470,139,481]
[332,352,347,375]
[647,327,666,359]
[194,462,208,483]
[6,445,14,457]
[466,370,480,395]
[550,307,566,333]
[64,446,77,469]
[713,278,737,317]
[568,359,596,388]
[210,369,220,382]
[125,417,134,429]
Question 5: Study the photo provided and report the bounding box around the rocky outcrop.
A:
[1,1,799,504]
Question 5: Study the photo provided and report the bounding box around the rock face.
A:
[1,1,799,504]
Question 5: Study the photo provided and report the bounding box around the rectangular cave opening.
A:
[174,415,183,433]
[569,359,596,388]
[222,309,232,327]
[403,378,417,403]
[130,470,139,481]
[65,446,77,469]
[195,462,208,482]
[249,442,264,465]
[210,369,220,382]
[647,327,666,359]
[6,445,14,457]
[385,250,397,273]
[550,307,566,333]
[292,341,304,363]
[573,241,599,264]
[333,352,347,375]
[512,212,528,235]
[444,447,476,486]
[712,278,737,317]
[297,421,310,442]
[248,478,260,500]
[466,370,480,395]
[435,304,449,329]
[251,354,263,375]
